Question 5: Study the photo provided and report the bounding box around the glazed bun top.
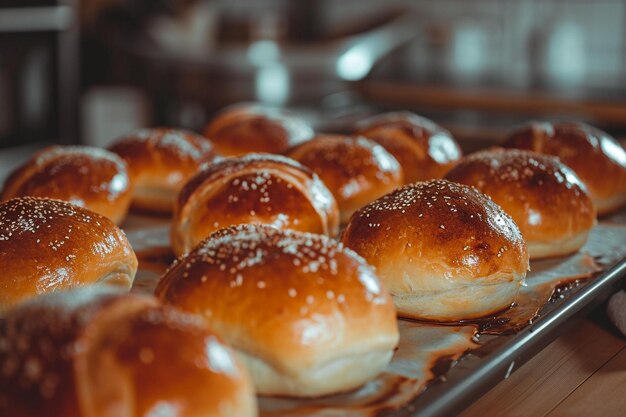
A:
[0,286,256,417]
[109,127,218,182]
[342,179,528,281]
[204,104,314,156]
[444,148,596,245]
[502,121,626,214]
[171,153,339,255]
[355,112,462,183]
[287,134,403,222]
[108,128,219,214]
[0,197,137,312]
[1,146,132,224]
[157,224,397,375]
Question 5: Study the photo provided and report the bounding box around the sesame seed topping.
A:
[159,224,390,314]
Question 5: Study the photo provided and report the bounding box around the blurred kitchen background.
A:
[2,0,626,152]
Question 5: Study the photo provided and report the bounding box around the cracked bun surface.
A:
[341,179,529,321]
[1,146,132,224]
[203,104,314,156]
[171,154,339,256]
[109,127,219,214]
[156,224,399,397]
[355,112,462,184]
[287,134,403,223]
[445,149,596,259]
[503,121,626,215]
[0,197,137,313]
[0,287,256,417]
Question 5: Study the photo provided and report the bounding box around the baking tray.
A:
[1,144,624,416]
[125,210,626,417]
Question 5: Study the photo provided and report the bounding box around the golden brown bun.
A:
[0,286,257,417]
[1,146,132,225]
[503,121,626,215]
[355,112,462,184]
[203,104,314,156]
[156,224,399,397]
[0,197,138,313]
[109,128,219,214]
[171,153,339,256]
[341,179,529,321]
[287,134,403,223]
[445,149,596,259]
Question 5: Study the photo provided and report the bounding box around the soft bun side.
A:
[156,224,399,397]
[445,149,596,259]
[503,121,626,215]
[171,153,339,256]
[1,146,132,225]
[355,112,462,183]
[204,104,314,156]
[109,127,218,214]
[287,134,403,223]
[0,197,138,313]
[341,179,529,321]
[0,286,257,417]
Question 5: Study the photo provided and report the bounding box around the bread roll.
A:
[171,154,339,256]
[0,286,257,417]
[341,179,529,321]
[109,127,219,214]
[287,134,403,223]
[0,197,137,313]
[503,121,626,215]
[203,104,314,156]
[355,112,462,183]
[445,149,596,259]
[1,146,132,224]
[156,224,399,397]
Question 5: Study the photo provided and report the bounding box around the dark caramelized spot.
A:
[343,179,527,277]
[445,148,596,243]
[503,121,626,206]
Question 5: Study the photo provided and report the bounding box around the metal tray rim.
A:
[400,255,626,417]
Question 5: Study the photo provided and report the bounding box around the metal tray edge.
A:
[399,255,626,417]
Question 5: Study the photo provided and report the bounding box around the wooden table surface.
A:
[458,310,626,417]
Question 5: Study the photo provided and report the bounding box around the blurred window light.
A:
[248,40,281,65]
[601,137,626,166]
[544,21,586,86]
[336,46,373,81]
[451,24,488,79]
[255,64,290,105]
[0,6,73,32]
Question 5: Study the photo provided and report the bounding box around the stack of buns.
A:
[1,106,624,411]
